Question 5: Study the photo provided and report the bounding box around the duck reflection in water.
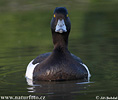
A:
[26,79,92,100]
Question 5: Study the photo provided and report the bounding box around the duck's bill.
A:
[55,19,67,33]
[55,29,67,33]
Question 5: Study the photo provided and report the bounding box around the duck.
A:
[25,7,91,81]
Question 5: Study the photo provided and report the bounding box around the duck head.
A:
[51,7,71,48]
[51,7,71,34]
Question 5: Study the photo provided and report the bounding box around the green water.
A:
[0,1,118,100]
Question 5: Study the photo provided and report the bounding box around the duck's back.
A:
[33,51,88,81]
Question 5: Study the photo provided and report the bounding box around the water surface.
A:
[0,1,118,100]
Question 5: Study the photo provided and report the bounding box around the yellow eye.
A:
[54,14,56,18]
[67,14,68,17]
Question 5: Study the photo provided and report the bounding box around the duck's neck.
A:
[52,32,69,52]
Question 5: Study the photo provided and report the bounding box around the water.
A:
[0,1,118,100]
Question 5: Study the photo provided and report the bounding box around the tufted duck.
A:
[25,7,91,81]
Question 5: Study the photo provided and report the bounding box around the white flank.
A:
[26,78,33,86]
[81,63,91,81]
[25,60,39,80]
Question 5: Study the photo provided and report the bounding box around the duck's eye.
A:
[67,14,68,17]
[54,14,56,18]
